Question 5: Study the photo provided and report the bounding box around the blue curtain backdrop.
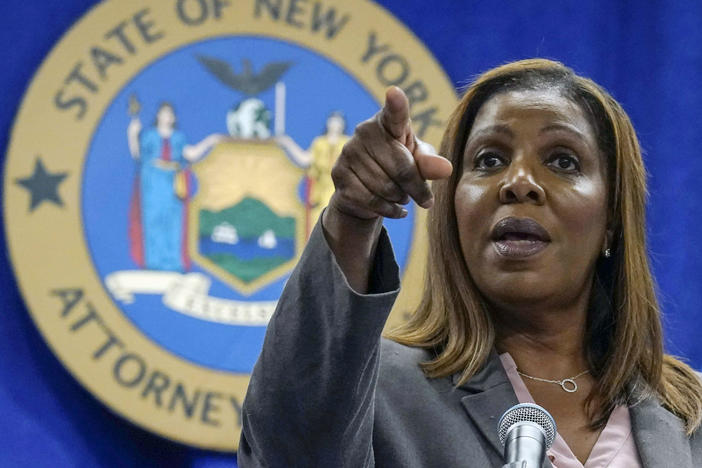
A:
[2,1,702,466]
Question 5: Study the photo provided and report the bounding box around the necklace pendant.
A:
[560,379,578,393]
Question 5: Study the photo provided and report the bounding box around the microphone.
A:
[498,403,557,468]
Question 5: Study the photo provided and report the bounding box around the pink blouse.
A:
[499,353,642,468]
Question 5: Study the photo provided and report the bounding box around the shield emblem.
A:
[189,139,306,295]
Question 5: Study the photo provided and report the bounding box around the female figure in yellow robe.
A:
[276,112,350,236]
[307,112,349,211]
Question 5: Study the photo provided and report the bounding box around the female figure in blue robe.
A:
[127,102,224,271]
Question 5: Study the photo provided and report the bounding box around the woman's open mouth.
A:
[491,217,551,258]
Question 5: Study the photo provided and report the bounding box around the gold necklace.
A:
[517,369,590,393]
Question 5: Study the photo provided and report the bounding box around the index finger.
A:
[380,86,412,143]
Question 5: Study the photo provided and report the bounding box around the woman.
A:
[306,112,350,207]
[127,102,223,271]
[275,111,351,237]
[239,60,702,466]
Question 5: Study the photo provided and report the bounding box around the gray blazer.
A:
[239,222,702,467]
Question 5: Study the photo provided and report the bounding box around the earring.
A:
[604,248,611,258]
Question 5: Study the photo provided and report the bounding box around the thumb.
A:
[414,140,453,180]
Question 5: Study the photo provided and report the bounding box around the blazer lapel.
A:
[456,353,696,467]
[456,351,554,468]
[630,394,692,467]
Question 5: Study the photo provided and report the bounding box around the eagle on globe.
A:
[196,55,292,139]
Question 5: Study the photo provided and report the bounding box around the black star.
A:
[15,157,69,212]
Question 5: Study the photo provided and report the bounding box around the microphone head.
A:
[498,403,557,449]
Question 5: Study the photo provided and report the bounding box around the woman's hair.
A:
[388,58,702,433]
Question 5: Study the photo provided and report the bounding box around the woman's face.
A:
[157,105,176,127]
[326,115,345,135]
[454,89,609,314]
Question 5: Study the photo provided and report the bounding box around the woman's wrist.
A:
[321,205,384,294]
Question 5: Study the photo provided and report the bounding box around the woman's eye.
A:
[475,152,505,170]
[548,153,580,172]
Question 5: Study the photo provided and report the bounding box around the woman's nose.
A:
[498,161,546,205]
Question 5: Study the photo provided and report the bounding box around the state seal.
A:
[4,0,456,450]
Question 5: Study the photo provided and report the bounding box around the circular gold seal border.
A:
[4,0,457,451]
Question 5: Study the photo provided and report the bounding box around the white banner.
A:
[104,270,275,326]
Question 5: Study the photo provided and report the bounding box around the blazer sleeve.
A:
[238,217,401,467]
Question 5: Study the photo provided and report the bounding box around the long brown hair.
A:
[388,59,702,433]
